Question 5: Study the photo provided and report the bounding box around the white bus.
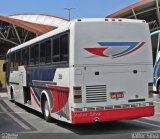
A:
[152,30,160,94]
[4,18,154,124]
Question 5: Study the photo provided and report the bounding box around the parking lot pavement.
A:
[0,93,160,139]
[0,97,35,133]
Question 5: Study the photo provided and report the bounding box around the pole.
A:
[64,8,75,21]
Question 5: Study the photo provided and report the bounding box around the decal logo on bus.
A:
[84,42,145,58]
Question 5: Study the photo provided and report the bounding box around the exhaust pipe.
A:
[94,117,100,123]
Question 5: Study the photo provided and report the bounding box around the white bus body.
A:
[6,18,154,124]
[151,31,160,95]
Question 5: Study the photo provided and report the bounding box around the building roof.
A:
[0,14,69,36]
[9,14,69,27]
[107,0,155,18]
[0,14,69,59]
[106,0,160,31]
[0,16,57,35]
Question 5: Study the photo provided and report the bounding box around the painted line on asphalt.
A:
[134,120,160,128]
[0,112,28,114]
[0,103,31,130]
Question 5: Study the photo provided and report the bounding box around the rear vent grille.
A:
[86,85,107,103]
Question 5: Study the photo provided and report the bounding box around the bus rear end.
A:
[70,19,154,124]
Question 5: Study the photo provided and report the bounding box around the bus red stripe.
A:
[71,106,154,124]
[47,85,69,113]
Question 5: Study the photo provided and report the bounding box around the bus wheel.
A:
[43,99,52,122]
[10,88,15,103]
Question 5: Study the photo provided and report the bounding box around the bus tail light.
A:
[148,83,154,98]
[73,86,82,103]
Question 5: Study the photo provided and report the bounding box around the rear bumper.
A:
[71,106,154,124]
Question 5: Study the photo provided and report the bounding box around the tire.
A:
[43,99,52,122]
[10,89,15,103]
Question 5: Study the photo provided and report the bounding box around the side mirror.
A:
[3,63,6,72]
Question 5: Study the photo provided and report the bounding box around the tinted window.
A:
[46,40,51,63]
[10,53,15,68]
[40,40,51,64]
[22,48,29,65]
[34,44,39,64]
[53,38,60,62]
[30,46,34,65]
[60,34,69,62]
[15,51,21,67]
[30,44,39,65]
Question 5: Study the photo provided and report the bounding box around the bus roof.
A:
[8,18,146,53]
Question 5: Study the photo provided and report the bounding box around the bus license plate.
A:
[110,92,124,99]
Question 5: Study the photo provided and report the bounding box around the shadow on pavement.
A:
[2,98,160,135]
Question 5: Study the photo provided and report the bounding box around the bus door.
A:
[18,66,31,104]
[18,66,27,87]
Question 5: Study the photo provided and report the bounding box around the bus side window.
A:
[6,54,9,67]
[15,51,21,68]
[29,44,39,65]
[10,53,12,68]
[40,40,51,64]
[34,44,39,65]
[40,42,45,64]
[45,40,51,63]
[10,52,15,68]
[30,46,35,65]
[60,34,69,62]
[151,33,159,66]
[22,48,29,65]
[53,38,60,63]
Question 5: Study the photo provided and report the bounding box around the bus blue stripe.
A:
[28,68,56,82]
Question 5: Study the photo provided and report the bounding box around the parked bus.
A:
[152,30,160,94]
[4,18,154,124]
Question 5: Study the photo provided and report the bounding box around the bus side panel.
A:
[9,70,22,102]
[27,67,71,123]
[50,68,71,123]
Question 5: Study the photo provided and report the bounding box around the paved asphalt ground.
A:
[0,93,160,139]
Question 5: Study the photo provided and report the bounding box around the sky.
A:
[0,0,140,20]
